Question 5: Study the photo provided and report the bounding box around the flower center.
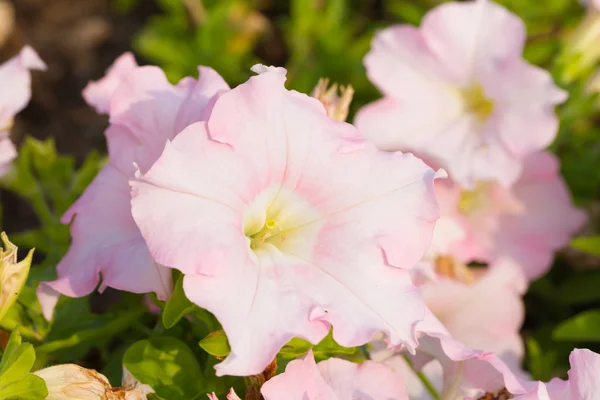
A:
[248,218,286,249]
[243,187,322,254]
[434,255,475,284]
[460,83,494,123]
[457,181,490,216]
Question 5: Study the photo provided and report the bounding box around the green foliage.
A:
[162,275,198,329]
[134,0,267,84]
[123,337,207,400]
[0,331,47,400]
[0,137,103,270]
[554,309,600,341]
[198,330,230,358]
[277,331,362,364]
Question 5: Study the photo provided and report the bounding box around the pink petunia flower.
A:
[374,330,543,400]
[533,348,600,399]
[434,151,585,281]
[354,0,566,187]
[37,56,229,320]
[260,349,408,399]
[0,46,46,176]
[418,258,526,373]
[130,65,443,376]
[82,52,138,114]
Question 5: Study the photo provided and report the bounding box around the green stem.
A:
[403,355,440,400]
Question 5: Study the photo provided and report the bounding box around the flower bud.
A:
[311,78,354,122]
[0,232,34,322]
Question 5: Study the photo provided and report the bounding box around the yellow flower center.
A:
[247,218,287,249]
[457,181,490,216]
[243,187,322,254]
[461,83,494,123]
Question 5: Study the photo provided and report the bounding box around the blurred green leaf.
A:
[571,236,600,256]
[124,337,205,400]
[163,275,197,329]
[557,269,600,304]
[554,309,600,341]
[526,337,558,381]
[36,308,144,354]
[199,330,230,358]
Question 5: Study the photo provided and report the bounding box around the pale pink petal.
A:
[0,133,17,176]
[0,46,45,127]
[107,65,228,175]
[261,350,338,399]
[132,67,439,376]
[356,1,563,188]
[38,165,172,319]
[355,26,463,152]
[421,259,525,371]
[481,61,567,161]
[567,349,600,399]
[318,358,408,399]
[420,0,526,84]
[261,350,407,400]
[496,152,586,280]
[82,52,138,114]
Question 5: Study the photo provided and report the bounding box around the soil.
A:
[1,0,159,233]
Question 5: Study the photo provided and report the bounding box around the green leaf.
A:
[278,330,358,360]
[0,374,48,400]
[0,331,47,399]
[123,337,205,400]
[163,275,197,329]
[199,331,231,358]
[557,270,600,304]
[36,309,144,354]
[0,331,35,383]
[553,310,600,341]
[571,236,600,257]
[526,337,557,381]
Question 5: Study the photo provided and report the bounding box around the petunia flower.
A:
[37,57,230,320]
[82,52,138,114]
[540,348,600,399]
[374,331,542,400]
[354,0,566,188]
[260,349,408,399]
[418,258,526,373]
[130,65,443,376]
[0,46,46,176]
[433,151,585,280]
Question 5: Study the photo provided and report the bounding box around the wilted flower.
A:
[311,78,354,122]
[131,65,442,376]
[434,151,585,280]
[355,0,566,187]
[37,54,230,320]
[0,46,46,176]
[0,232,34,322]
[261,349,407,399]
[34,364,153,400]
